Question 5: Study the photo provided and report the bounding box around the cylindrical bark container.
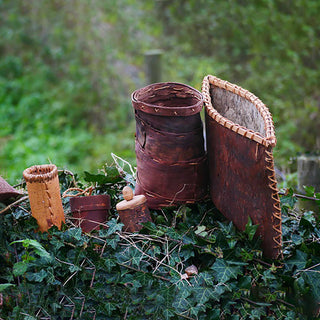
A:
[23,164,65,232]
[131,82,208,209]
[116,186,152,232]
[70,194,110,232]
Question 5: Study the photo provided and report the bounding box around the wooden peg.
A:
[116,186,152,232]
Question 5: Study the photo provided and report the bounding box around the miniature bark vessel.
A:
[202,75,282,259]
[131,82,208,209]
[70,194,110,233]
[23,164,65,232]
[0,175,22,202]
[116,186,152,232]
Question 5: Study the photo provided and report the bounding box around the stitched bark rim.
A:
[132,82,203,116]
[202,75,277,147]
[23,164,58,183]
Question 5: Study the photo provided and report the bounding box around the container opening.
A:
[210,86,266,136]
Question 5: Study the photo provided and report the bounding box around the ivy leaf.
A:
[106,218,123,235]
[63,228,84,243]
[162,309,175,319]
[13,261,28,276]
[190,303,206,316]
[250,307,266,319]
[299,212,316,228]
[280,188,297,210]
[211,259,242,283]
[193,286,217,304]
[196,271,214,286]
[106,235,120,249]
[285,250,308,272]
[302,265,320,302]
[217,221,234,235]
[172,296,190,313]
[26,269,48,282]
[195,225,208,237]
[0,283,15,292]
[141,221,165,236]
[84,167,121,185]
[103,258,116,272]
[245,217,259,241]
[68,265,81,273]
[11,239,51,260]
[103,302,117,316]
[304,185,315,197]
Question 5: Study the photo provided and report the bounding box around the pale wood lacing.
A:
[265,149,282,255]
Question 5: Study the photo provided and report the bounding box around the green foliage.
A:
[1,166,320,319]
[0,0,160,182]
[157,0,320,166]
[0,0,319,182]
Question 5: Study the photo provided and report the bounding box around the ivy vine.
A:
[0,166,320,319]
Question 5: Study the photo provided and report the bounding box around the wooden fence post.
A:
[145,49,162,84]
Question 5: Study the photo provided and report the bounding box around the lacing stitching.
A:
[202,76,277,147]
[265,149,282,251]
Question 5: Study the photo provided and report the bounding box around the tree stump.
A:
[297,155,320,213]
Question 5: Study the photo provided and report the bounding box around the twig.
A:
[117,232,182,277]
[0,196,29,215]
[295,262,320,277]
[175,313,196,320]
[58,169,78,187]
[276,298,296,309]
[279,190,319,202]
[119,263,171,282]
[62,186,94,198]
[253,258,273,268]
[63,271,78,287]
[111,153,136,179]
[169,184,187,206]
[55,257,76,267]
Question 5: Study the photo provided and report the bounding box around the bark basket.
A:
[70,194,110,233]
[131,82,208,209]
[202,75,282,259]
[23,164,65,232]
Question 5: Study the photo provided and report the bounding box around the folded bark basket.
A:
[202,75,282,259]
[131,82,208,209]
[23,164,65,232]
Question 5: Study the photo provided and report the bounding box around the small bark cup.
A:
[202,75,282,259]
[131,82,208,209]
[23,164,65,232]
[70,195,110,233]
[116,186,152,232]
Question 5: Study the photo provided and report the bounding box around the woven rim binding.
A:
[202,75,277,147]
[23,164,58,183]
[132,82,203,117]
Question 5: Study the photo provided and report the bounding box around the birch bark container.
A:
[131,82,208,209]
[23,164,65,232]
[202,75,282,259]
[70,194,110,232]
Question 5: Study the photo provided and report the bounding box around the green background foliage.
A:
[0,0,319,183]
